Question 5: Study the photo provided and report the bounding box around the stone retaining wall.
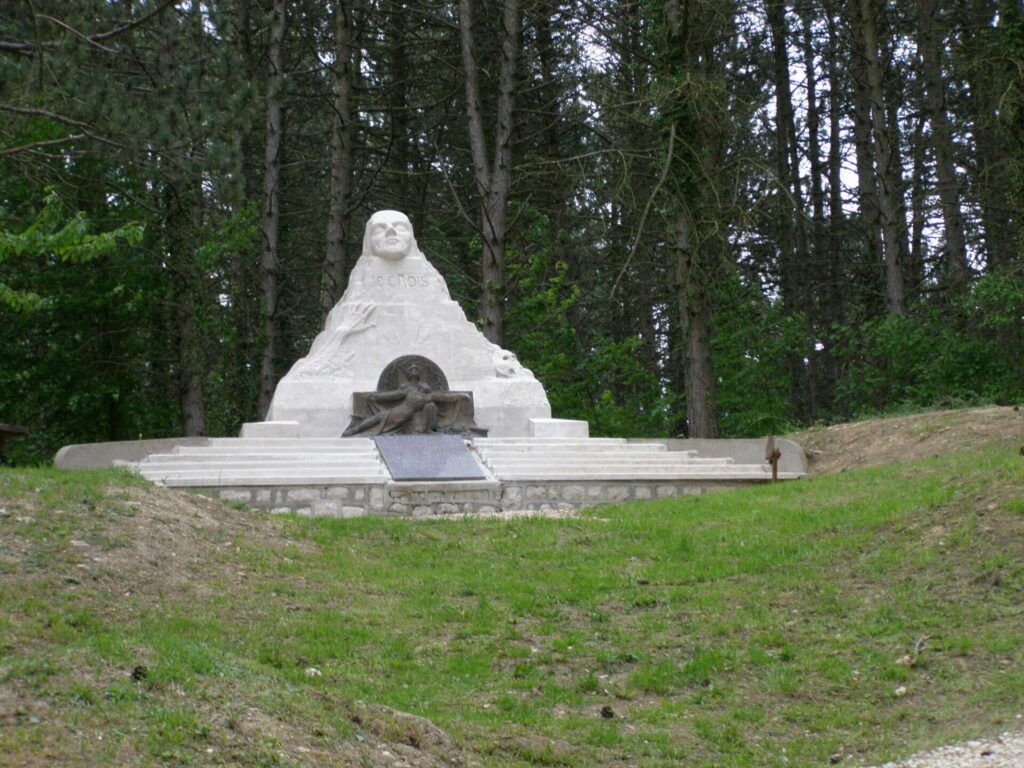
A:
[205,477,766,517]
[501,480,754,511]
[213,484,386,517]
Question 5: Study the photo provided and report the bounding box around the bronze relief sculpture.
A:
[342,356,485,437]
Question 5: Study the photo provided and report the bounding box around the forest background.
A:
[0,0,1022,464]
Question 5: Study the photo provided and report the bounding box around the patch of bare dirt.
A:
[788,406,1024,476]
[0,484,307,599]
[88,485,315,599]
[350,704,464,765]
[221,699,464,768]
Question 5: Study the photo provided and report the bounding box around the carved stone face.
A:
[368,210,414,261]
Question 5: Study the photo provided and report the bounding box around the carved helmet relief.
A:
[491,344,532,379]
[376,355,450,393]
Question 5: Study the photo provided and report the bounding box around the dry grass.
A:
[788,405,1024,475]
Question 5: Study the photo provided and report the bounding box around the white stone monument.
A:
[249,210,554,438]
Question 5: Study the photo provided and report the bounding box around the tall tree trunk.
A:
[164,176,207,437]
[387,0,412,214]
[177,301,207,436]
[823,11,850,411]
[853,0,908,314]
[848,13,885,305]
[158,6,207,436]
[674,209,718,438]
[168,184,207,437]
[799,8,827,263]
[664,0,719,438]
[259,0,285,418]
[917,0,969,287]
[322,0,355,316]
[535,3,588,343]
[812,6,847,410]
[458,0,520,345]
[534,6,569,256]
[768,0,818,421]
[885,76,915,295]
[962,0,1020,271]
[909,115,928,292]
[801,5,838,413]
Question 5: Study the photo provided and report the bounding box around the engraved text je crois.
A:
[365,274,430,288]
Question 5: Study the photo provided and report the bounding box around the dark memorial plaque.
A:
[374,434,487,481]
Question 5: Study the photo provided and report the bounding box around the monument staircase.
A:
[128,435,801,517]
[472,437,786,481]
[134,438,389,487]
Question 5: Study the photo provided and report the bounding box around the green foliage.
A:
[0,190,143,311]
[507,241,676,437]
[193,203,259,274]
[833,272,1024,415]
[0,184,174,462]
[707,266,1024,433]
[710,275,800,436]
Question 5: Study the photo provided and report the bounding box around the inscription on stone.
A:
[364,274,431,288]
[374,434,487,481]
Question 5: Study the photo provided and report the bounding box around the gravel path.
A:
[866,730,1024,768]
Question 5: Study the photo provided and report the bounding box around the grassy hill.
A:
[1,412,1022,767]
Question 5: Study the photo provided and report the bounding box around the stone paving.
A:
[865,728,1024,768]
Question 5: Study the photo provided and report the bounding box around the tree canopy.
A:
[1,0,1021,462]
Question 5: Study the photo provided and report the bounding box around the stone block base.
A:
[202,477,763,517]
[528,418,589,438]
[209,484,383,517]
[385,480,502,516]
[500,480,752,511]
[239,420,302,438]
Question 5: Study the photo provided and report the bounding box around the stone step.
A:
[493,470,787,481]
[137,460,385,472]
[175,445,376,456]
[492,462,767,473]
[140,463,388,475]
[138,470,387,486]
[145,454,382,465]
[475,437,629,445]
[482,465,740,475]
[479,456,733,467]
[474,444,671,455]
[208,437,376,448]
[166,453,380,462]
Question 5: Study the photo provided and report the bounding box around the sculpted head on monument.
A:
[363,210,418,261]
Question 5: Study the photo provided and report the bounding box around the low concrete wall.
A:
[627,437,807,475]
[54,438,211,469]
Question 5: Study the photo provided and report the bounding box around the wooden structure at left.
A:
[0,423,28,463]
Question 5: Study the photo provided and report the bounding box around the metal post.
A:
[765,436,781,482]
